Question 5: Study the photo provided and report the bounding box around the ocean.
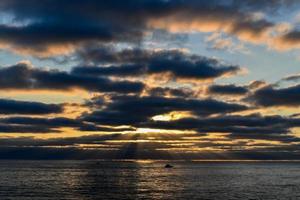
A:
[0,160,299,200]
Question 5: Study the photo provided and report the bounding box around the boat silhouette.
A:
[164,164,174,168]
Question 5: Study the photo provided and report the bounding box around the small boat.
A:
[164,164,174,168]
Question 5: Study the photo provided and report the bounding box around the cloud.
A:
[142,113,293,130]
[231,0,298,11]
[208,84,249,95]
[141,113,300,142]
[0,117,80,126]
[272,29,300,51]
[281,73,300,82]
[0,146,298,160]
[205,32,250,54]
[148,87,194,98]
[0,134,121,147]
[148,2,274,44]
[0,0,289,56]
[0,21,142,57]
[73,49,242,80]
[82,95,248,126]
[0,116,136,133]
[0,1,158,56]
[0,133,298,159]
[0,99,62,115]
[247,84,300,107]
[0,124,57,133]
[0,62,144,94]
[0,0,298,159]
[248,80,267,89]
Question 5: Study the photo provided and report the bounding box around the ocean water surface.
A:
[0,160,299,200]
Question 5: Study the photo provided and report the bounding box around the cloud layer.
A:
[0,0,299,160]
[0,0,297,56]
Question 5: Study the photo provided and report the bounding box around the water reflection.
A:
[74,161,140,200]
[0,161,300,200]
[68,161,185,200]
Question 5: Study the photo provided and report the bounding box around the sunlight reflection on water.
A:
[0,160,300,200]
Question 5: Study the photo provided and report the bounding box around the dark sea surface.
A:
[0,160,300,200]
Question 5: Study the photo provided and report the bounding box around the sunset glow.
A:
[0,0,298,161]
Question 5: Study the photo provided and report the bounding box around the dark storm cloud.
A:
[0,62,144,93]
[247,84,300,107]
[82,95,248,126]
[73,49,241,80]
[208,84,249,95]
[0,0,277,56]
[0,99,62,115]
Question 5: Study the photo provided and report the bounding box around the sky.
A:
[0,0,300,160]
